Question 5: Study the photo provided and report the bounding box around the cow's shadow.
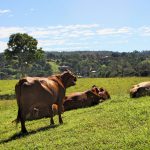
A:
[0,124,59,144]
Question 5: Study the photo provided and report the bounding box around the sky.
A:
[0,0,150,52]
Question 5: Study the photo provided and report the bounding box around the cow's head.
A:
[130,86,138,98]
[61,70,77,88]
[98,87,111,100]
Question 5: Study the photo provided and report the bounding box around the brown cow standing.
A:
[15,70,77,133]
[130,81,150,98]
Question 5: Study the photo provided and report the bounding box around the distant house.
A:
[90,70,97,77]
[91,70,97,73]
[59,65,70,71]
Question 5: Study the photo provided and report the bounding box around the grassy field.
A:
[0,80,17,95]
[0,77,150,150]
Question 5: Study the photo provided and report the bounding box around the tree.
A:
[28,58,53,77]
[4,33,44,77]
[138,60,150,76]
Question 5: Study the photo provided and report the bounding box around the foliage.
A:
[0,50,150,79]
[27,57,53,77]
[0,77,150,149]
[4,33,44,77]
[47,50,150,77]
[48,61,59,74]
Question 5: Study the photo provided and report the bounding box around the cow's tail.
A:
[12,79,26,125]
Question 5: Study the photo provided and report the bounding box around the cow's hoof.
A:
[50,123,55,127]
[59,121,63,125]
[50,122,55,126]
[50,122,54,126]
[21,129,28,134]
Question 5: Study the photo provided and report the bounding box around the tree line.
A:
[0,33,150,79]
[47,51,150,77]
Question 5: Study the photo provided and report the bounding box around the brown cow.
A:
[14,70,77,133]
[63,90,100,111]
[130,81,150,98]
[62,86,110,111]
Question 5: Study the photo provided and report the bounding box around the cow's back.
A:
[16,77,63,120]
[138,81,150,88]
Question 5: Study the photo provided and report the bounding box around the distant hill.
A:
[0,50,150,79]
[46,50,150,77]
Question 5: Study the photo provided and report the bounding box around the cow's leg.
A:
[58,104,63,124]
[18,108,27,133]
[20,119,27,133]
[58,114,63,124]
[49,106,54,125]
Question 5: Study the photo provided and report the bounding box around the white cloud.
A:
[97,27,132,35]
[38,39,66,47]
[0,9,11,15]
[47,46,89,51]
[30,8,35,12]
[30,29,61,38]
[64,24,99,30]
[65,30,95,38]
[0,25,148,51]
[0,27,26,39]
[0,24,105,40]
[29,25,97,39]
[108,40,129,44]
[139,26,150,36]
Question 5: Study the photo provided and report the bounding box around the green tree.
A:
[4,33,44,77]
[138,59,150,76]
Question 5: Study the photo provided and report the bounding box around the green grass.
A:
[0,80,17,95]
[0,77,150,150]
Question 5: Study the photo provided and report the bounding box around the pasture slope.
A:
[0,77,150,150]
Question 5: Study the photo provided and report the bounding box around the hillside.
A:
[0,77,150,149]
[0,50,150,79]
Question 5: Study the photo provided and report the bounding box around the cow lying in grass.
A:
[130,81,150,98]
[63,88,100,111]
[53,85,110,113]
[14,70,77,133]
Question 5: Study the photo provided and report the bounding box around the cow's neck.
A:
[50,76,65,90]
[58,75,69,89]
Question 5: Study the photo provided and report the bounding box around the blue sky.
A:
[0,0,150,52]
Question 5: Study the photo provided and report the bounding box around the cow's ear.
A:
[92,85,96,88]
[95,88,99,94]
[99,88,104,92]
[65,69,73,74]
[62,69,68,72]
[62,69,71,76]
[66,69,70,72]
